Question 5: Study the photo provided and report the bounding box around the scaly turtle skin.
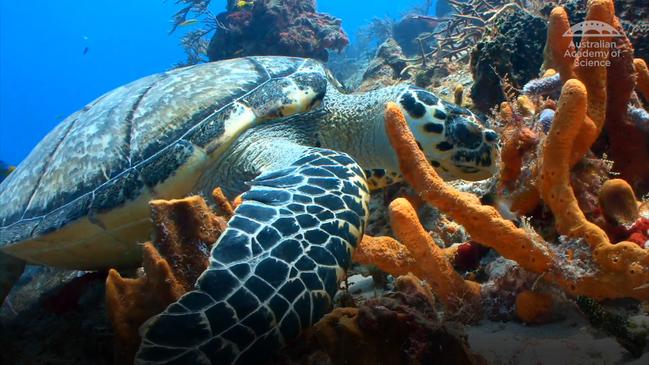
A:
[0,57,499,363]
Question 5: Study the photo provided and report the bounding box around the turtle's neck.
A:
[317,85,406,172]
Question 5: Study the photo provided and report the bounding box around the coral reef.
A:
[356,93,649,328]
[105,193,229,363]
[469,7,547,113]
[206,0,348,62]
[168,0,348,65]
[282,274,485,365]
[392,15,441,56]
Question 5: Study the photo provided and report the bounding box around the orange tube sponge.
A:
[542,7,575,81]
[515,290,553,324]
[499,126,538,189]
[353,235,417,273]
[540,80,649,300]
[387,100,649,301]
[148,196,228,291]
[106,243,185,363]
[636,58,649,100]
[354,198,481,315]
[106,195,228,363]
[540,79,591,237]
[384,102,552,273]
[599,179,639,227]
[574,0,613,126]
[603,20,649,192]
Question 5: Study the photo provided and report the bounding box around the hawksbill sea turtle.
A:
[0,56,499,364]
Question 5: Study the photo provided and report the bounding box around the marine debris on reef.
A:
[169,0,348,66]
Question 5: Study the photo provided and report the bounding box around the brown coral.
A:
[106,195,229,363]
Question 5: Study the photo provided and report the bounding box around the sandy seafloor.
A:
[1,268,649,364]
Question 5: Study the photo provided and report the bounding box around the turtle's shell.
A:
[0,57,327,269]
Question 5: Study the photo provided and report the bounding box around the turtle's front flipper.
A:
[136,148,369,365]
[0,251,25,304]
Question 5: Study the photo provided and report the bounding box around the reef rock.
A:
[281,274,485,365]
[208,0,348,62]
[393,15,441,56]
[359,38,407,91]
[469,8,547,113]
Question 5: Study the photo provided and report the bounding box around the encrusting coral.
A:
[105,192,230,363]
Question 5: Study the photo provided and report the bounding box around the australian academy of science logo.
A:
[562,20,623,67]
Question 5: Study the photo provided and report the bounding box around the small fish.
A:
[236,0,254,8]
[0,161,15,183]
[83,47,89,55]
[178,19,199,27]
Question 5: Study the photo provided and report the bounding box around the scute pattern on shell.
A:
[136,148,369,365]
[0,57,327,247]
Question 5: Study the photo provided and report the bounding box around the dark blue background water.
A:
[1,1,424,165]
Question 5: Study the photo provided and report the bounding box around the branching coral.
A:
[105,194,229,363]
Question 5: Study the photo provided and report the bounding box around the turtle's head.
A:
[395,89,499,181]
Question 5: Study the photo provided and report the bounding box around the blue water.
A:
[0,1,426,165]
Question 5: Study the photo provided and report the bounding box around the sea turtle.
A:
[0,56,499,364]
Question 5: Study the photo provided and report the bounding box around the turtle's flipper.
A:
[0,251,25,304]
[136,148,369,365]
